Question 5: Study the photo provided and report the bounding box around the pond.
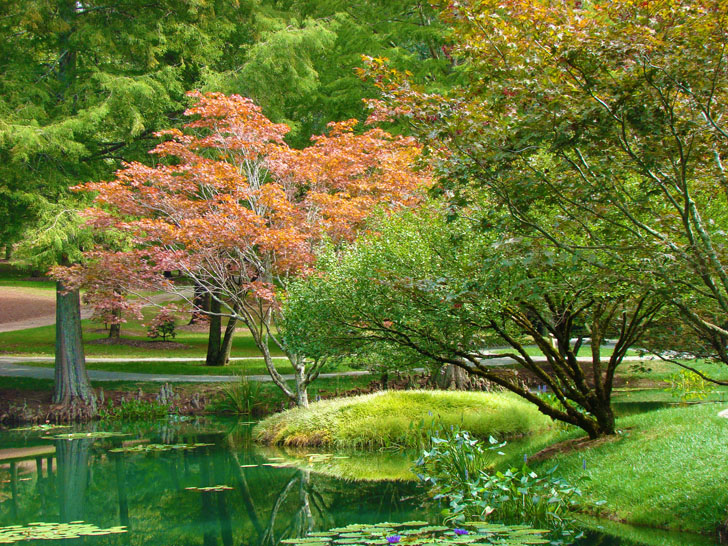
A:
[0,418,712,546]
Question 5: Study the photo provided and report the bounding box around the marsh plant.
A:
[99,398,169,422]
[218,372,262,415]
[416,428,583,539]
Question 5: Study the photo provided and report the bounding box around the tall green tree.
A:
[0,0,255,406]
[17,201,96,406]
[0,0,255,238]
[211,0,453,146]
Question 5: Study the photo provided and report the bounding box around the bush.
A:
[146,306,177,341]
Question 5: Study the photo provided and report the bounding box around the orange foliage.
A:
[75,91,431,304]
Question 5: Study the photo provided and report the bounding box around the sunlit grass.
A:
[531,403,728,534]
[255,390,553,449]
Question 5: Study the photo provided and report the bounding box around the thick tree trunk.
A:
[436,363,468,390]
[4,245,11,260]
[219,315,237,365]
[205,298,237,366]
[206,298,222,366]
[54,281,95,408]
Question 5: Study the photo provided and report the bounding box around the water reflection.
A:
[0,420,714,546]
[0,421,431,546]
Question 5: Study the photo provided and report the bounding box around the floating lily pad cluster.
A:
[11,424,71,432]
[279,521,550,546]
[109,443,213,453]
[0,521,127,543]
[184,485,233,492]
[45,432,128,440]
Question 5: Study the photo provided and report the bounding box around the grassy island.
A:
[254,390,553,448]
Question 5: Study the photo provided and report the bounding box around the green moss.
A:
[254,390,553,449]
[531,403,728,535]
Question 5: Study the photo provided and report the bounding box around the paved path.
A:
[0,359,373,383]
[0,354,653,384]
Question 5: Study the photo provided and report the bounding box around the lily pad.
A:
[0,521,127,543]
[282,521,552,546]
[185,485,234,492]
[109,442,213,453]
[45,432,128,440]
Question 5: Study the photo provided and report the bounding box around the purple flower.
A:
[386,536,401,544]
[453,529,468,536]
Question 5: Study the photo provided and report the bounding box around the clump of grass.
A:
[531,403,728,535]
[254,390,552,449]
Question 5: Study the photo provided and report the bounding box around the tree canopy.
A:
[364,0,728,382]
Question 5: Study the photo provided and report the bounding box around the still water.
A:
[0,418,713,546]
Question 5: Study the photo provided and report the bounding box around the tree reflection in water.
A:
[0,422,430,546]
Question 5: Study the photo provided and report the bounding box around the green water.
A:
[0,418,713,546]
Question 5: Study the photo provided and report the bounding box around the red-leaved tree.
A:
[71,91,429,406]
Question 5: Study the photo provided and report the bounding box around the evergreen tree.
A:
[0,0,255,407]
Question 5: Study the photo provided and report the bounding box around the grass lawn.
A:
[15,358,297,376]
[0,319,285,358]
[530,403,728,535]
[255,390,554,448]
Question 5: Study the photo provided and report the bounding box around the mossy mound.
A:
[254,390,552,449]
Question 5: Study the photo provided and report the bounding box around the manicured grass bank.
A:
[255,390,552,448]
[532,403,728,535]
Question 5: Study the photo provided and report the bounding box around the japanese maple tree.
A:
[76,91,429,406]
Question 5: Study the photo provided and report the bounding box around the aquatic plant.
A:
[10,424,71,432]
[416,429,582,537]
[44,432,128,440]
[108,442,213,453]
[184,485,233,492]
[217,373,263,415]
[0,522,127,543]
[99,398,170,422]
[279,521,550,546]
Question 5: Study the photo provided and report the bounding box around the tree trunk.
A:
[4,245,11,260]
[206,298,222,366]
[219,315,237,365]
[108,308,121,339]
[205,298,237,366]
[54,281,95,408]
[294,365,309,408]
[436,363,468,390]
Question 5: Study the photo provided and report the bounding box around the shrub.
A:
[146,306,177,341]
[216,374,262,415]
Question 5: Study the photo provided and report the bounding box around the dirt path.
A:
[0,286,96,333]
[0,287,65,333]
